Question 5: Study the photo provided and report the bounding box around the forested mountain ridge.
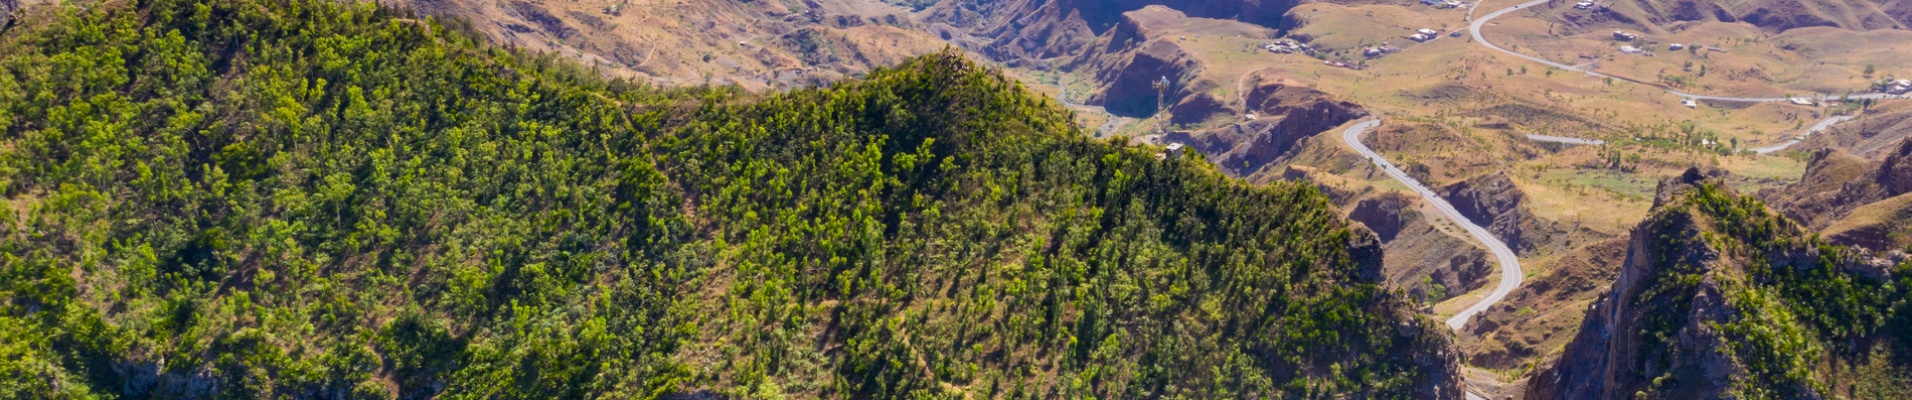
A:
[1527,169,1912,399]
[0,0,1459,398]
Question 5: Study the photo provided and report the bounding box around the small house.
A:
[1789,98,1815,106]
[1612,31,1638,41]
[1682,98,1697,108]
[1668,43,1684,50]
[1418,28,1440,36]
[1450,30,1466,37]
[1410,33,1432,42]
[1165,143,1187,159]
[1618,45,1643,54]
[1575,1,1595,9]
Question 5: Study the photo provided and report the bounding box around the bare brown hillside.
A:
[1571,0,1911,33]
[1360,193,1496,298]
[1793,103,1912,160]
[920,0,1306,67]
[382,0,947,91]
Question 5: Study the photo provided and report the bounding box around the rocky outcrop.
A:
[1441,172,1604,257]
[1520,168,1911,400]
[1161,83,1364,177]
[1347,192,1494,301]
[1625,0,1908,32]
[1463,238,1624,370]
[1761,139,1912,233]
[1792,105,1912,160]
[1073,6,1276,124]
[920,0,1303,67]
[1526,169,1747,400]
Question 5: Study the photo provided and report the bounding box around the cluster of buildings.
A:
[1878,78,1912,95]
[1409,28,1441,42]
[1261,39,1313,55]
[1363,42,1400,58]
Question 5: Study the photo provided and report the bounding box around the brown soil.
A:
[1462,238,1625,372]
[1162,82,1367,176]
[1760,139,1912,233]
[1793,102,1912,160]
[382,0,947,91]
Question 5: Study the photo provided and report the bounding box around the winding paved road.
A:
[1341,120,1522,332]
[1526,133,1604,145]
[1469,0,1904,103]
[1751,115,1856,154]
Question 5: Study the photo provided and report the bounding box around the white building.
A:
[1418,28,1440,36]
[1618,45,1643,54]
[1668,43,1685,50]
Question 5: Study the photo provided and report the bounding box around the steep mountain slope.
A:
[1347,192,1495,303]
[382,0,948,91]
[1760,139,1912,245]
[0,0,1462,397]
[1794,103,1912,160]
[1162,81,1368,176]
[1527,169,1912,399]
[1462,238,1626,371]
[1443,172,1610,257]
[920,0,1304,67]
[1614,0,1911,32]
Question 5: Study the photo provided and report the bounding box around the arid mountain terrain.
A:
[383,0,950,90]
[368,0,1912,397]
[9,0,1911,397]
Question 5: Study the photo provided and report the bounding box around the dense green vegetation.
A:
[1628,179,1912,399]
[0,0,1452,398]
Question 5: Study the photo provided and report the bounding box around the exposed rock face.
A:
[1441,172,1604,257]
[1762,139,1912,232]
[921,0,1302,66]
[1792,105,1912,160]
[1442,173,1533,252]
[1072,6,1277,123]
[1,0,19,30]
[1462,238,1625,370]
[1090,38,1201,118]
[1521,169,1905,400]
[384,0,947,90]
[1347,192,1494,301]
[1161,83,1365,177]
[1526,170,1746,400]
[1627,0,1909,32]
